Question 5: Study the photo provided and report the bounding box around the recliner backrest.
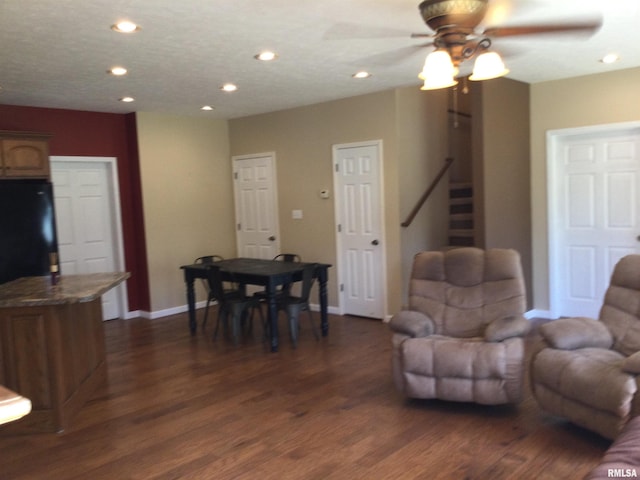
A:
[408,247,526,338]
[599,254,640,356]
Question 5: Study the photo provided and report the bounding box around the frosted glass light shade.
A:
[469,51,509,81]
[419,50,458,90]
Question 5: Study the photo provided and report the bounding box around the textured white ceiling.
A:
[0,0,638,119]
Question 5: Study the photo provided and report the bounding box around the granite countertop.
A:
[0,272,130,307]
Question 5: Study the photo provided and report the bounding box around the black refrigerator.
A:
[0,180,59,285]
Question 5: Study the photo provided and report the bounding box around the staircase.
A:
[448,183,474,247]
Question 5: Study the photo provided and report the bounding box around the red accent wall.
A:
[0,105,150,312]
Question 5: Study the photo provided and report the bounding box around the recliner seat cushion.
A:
[399,335,524,404]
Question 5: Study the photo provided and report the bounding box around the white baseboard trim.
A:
[124,300,209,320]
[124,305,552,322]
[309,303,341,316]
[126,301,340,321]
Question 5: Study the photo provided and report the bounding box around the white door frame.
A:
[51,156,129,319]
[232,152,281,258]
[546,121,640,318]
[332,140,387,318]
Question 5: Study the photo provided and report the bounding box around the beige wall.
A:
[229,90,399,314]
[136,112,234,312]
[134,79,532,316]
[476,78,532,306]
[530,67,640,312]
[396,87,450,305]
[229,87,449,316]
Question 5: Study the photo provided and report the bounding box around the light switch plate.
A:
[292,209,303,219]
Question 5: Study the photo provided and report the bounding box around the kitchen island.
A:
[0,272,129,433]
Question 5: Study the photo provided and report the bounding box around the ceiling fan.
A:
[412,0,602,89]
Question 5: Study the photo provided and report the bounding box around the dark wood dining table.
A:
[180,258,331,352]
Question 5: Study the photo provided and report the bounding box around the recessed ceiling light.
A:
[109,66,128,76]
[220,83,238,92]
[600,53,620,64]
[255,51,278,61]
[111,21,140,33]
[119,96,135,103]
[201,105,214,111]
[352,71,372,79]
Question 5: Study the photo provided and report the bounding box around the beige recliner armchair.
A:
[389,247,530,405]
[530,254,640,440]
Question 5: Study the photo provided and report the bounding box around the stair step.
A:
[449,182,474,246]
[448,236,475,247]
[450,213,473,220]
[449,202,473,214]
[449,197,473,205]
[449,185,473,199]
[449,219,474,230]
[450,182,472,190]
[448,229,474,237]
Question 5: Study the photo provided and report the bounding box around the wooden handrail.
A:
[401,157,454,228]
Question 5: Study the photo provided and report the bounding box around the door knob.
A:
[371,239,379,246]
[268,236,276,241]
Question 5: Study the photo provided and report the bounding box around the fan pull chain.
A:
[452,84,459,129]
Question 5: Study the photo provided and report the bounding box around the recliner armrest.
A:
[622,351,640,374]
[539,317,613,350]
[389,310,434,338]
[485,315,531,342]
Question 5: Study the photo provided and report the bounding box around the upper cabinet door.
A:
[2,138,50,178]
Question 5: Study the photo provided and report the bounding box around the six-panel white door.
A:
[233,153,280,259]
[334,142,385,319]
[552,127,640,317]
[51,159,124,320]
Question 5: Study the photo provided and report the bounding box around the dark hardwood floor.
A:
[0,311,609,479]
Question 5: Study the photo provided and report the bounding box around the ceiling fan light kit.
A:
[415,0,601,90]
[419,50,458,90]
[469,51,509,81]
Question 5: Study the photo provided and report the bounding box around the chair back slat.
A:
[274,253,301,263]
[195,255,223,265]
[206,265,227,301]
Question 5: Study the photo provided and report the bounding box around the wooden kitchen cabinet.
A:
[0,273,129,434]
[0,131,51,179]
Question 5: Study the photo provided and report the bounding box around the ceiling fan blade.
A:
[483,20,602,38]
[354,43,433,67]
[324,22,414,40]
[482,0,544,27]
[410,33,436,39]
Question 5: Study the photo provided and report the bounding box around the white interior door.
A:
[549,124,640,318]
[51,158,127,320]
[334,141,386,319]
[233,153,280,259]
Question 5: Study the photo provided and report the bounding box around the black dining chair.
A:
[253,253,302,302]
[194,255,240,329]
[276,263,319,348]
[207,264,263,345]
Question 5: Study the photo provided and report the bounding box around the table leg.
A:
[318,266,329,336]
[184,275,197,335]
[266,281,279,352]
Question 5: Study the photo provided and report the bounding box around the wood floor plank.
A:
[0,312,608,479]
